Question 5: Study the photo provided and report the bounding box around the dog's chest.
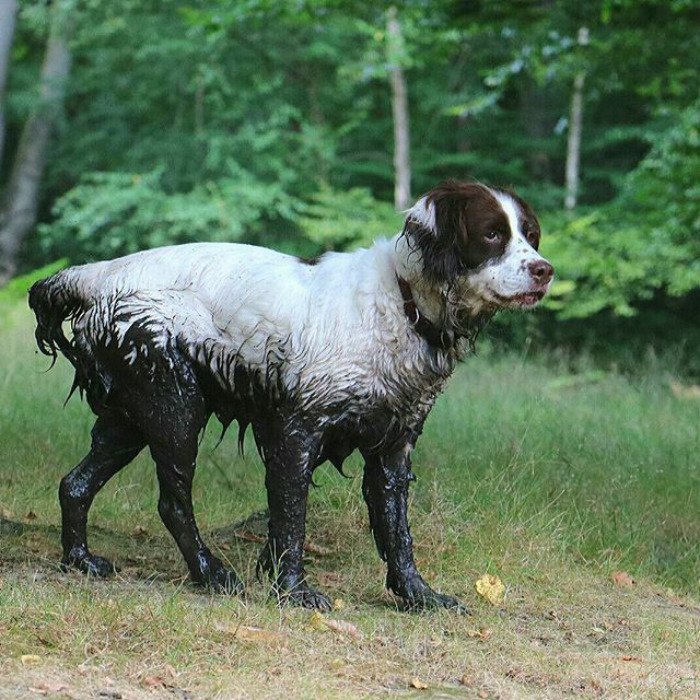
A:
[294,329,450,414]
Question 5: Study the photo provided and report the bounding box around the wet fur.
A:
[28,180,552,611]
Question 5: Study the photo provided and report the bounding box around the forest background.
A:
[0,0,698,372]
[2,4,700,697]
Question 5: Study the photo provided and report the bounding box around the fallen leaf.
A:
[233,529,265,543]
[317,571,343,587]
[620,655,644,663]
[25,511,37,521]
[323,619,361,638]
[669,380,700,399]
[308,611,327,631]
[132,525,148,538]
[475,574,505,606]
[466,626,492,641]
[304,541,333,556]
[235,626,284,645]
[611,571,635,587]
[21,654,42,665]
[332,598,345,611]
[411,678,428,690]
[37,681,70,693]
[143,676,166,688]
[32,682,71,693]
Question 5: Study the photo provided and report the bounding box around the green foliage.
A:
[3,0,700,345]
[542,100,700,319]
[297,187,401,251]
[39,170,301,262]
[621,100,700,296]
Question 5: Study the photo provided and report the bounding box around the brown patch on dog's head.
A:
[402,181,513,285]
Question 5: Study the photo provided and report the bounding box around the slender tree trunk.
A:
[565,27,589,211]
[0,0,19,172]
[565,72,585,211]
[0,0,73,285]
[386,6,411,211]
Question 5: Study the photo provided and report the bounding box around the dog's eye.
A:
[525,229,539,248]
[484,231,501,241]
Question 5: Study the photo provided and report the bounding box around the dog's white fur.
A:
[44,187,550,416]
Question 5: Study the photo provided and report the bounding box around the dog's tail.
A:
[28,267,88,368]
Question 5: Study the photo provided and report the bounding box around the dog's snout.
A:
[528,259,554,285]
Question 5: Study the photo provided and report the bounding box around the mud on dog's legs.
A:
[362,447,468,612]
[254,418,331,611]
[59,413,145,577]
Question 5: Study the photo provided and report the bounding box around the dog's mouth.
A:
[491,289,546,309]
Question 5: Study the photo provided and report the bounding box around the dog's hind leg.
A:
[253,418,331,611]
[141,368,244,595]
[152,450,244,594]
[362,446,468,613]
[60,412,146,577]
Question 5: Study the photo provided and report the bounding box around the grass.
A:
[1,301,700,698]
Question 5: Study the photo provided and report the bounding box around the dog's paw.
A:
[390,574,470,614]
[403,589,470,614]
[203,564,246,596]
[61,553,117,578]
[278,582,333,611]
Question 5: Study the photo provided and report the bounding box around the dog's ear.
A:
[403,181,483,285]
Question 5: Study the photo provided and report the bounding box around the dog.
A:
[29,180,553,611]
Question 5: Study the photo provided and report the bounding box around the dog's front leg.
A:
[253,418,332,611]
[362,448,468,613]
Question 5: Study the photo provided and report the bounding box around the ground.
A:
[1,305,699,699]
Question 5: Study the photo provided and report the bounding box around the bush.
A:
[296,186,402,251]
[541,100,700,319]
[38,169,302,263]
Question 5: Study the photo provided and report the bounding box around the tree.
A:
[0,0,73,285]
[564,27,589,211]
[386,5,411,211]
[0,0,18,172]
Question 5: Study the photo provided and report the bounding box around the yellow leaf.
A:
[475,574,505,606]
[611,571,635,587]
[411,678,428,689]
[21,655,42,665]
[466,626,492,640]
[308,611,327,631]
[332,598,345,611]
[236,626,284,645]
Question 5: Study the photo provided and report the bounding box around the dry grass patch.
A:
[2,521,700,699]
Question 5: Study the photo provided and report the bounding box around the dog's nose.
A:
[528,259,554,285]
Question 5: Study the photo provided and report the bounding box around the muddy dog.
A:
[29,181,553,611]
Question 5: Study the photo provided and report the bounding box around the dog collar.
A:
[396,275,453,351]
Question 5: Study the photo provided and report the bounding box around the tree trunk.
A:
[386,6,411,211]
[0,0,73,285]
[0,0,19,171]
[565,28,589,211]
[565,72,585,211]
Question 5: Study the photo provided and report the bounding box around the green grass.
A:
[2,301,700,698]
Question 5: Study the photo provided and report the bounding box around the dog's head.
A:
[403,181,553,313]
